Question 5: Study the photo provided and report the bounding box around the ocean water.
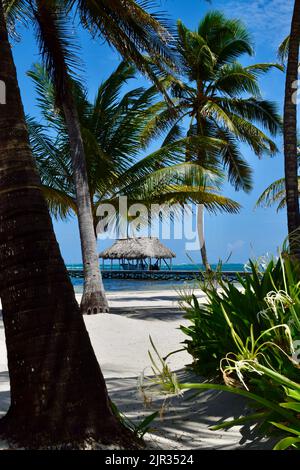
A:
[68,263,245,293]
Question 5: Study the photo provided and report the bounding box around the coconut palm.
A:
[28,62,240,242]
[282,0,300,256]
[0,2,138,448]
[4,0,175,314]
[256,144,300,212]
[156,11,282,269]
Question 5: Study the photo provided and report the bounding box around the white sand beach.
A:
[0,289,272,450]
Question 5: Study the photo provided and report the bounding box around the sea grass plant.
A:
[142,251,300,449]
[179,253,300,379]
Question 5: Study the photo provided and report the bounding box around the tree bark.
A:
[284,0,300,257]
[0,4,138,448]
[35,0,109,314]
[62,103,109,314]
[197,204,211,272]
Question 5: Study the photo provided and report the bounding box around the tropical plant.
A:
[179,254,300,379]
[144,337,300,450]
[283,0,300,257]
[212,362,300,450]
[4,0,176,314]
[159,11,282,269]
[27,63,241,238]
[0,2,139,449]
[142,248,300,450]
[111,401,158,439]
[256,143,299,211]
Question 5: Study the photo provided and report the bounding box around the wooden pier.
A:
[68,269,246,282]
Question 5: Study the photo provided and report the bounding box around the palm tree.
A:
[0,2,138,448]
[28,62,240,238]
[161,11,282,269]
[4,0,175,314]
[283,0,300,256]
[256,144,300,212]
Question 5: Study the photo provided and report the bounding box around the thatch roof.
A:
[99,237,176,260]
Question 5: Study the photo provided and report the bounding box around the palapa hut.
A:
[99,237,176,271]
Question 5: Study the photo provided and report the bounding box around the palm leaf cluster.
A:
[28,62,239,231]
[256,144,300,211]
[4,0,177,95]
[159,12,282,193]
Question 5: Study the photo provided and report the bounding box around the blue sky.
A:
[12,0,295,265]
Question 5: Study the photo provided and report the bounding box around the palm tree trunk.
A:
[284,0,300,257]
[0,4,137,448]
[62,103,109,314]
[197,204,211,272]
[35,0,109,314]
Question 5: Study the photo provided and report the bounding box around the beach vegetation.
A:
[145,338,300,450]
[180,252,300,379]
[0,0,144,449]
[27,63,240,236]
[143,247,300,449]
[282,0,300,258]
[256,143,299,212]
[4,0,176,314]
[160,11,282,269]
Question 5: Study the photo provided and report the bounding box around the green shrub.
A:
[145,319,300,449]
[180,255,300,381]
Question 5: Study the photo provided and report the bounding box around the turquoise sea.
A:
[68,263,245,293]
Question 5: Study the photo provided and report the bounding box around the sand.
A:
[0,289,273,450]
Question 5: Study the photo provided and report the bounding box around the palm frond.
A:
[256,177,300,212]
[245,63,284,75]
[67,0,177,99]
[41,185,77,219]
[278,35,290,64]
[215,97,282,136]
[3,0,33,39]
[33,0,82,103]
[212,63,261,97]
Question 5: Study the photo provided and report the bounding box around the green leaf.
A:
[270,421,300,436]
[280,402,300,413]
[273,437,300,450]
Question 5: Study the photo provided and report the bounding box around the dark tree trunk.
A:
[0,4,138,448]
[284,0,300,257]
[35,0,109,314]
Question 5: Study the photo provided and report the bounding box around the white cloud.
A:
[214,0,293,47]
[227,239,245,252]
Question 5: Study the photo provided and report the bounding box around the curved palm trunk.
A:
[62,103,109,314]
[0,5,137,448]
[35,0,108,314]
[284,0,300,257]
[197,204,211,272]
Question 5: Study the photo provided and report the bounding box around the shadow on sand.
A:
[105,368,275,450]
[110,306,184,321]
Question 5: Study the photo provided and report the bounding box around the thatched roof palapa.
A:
[99,237,176,260]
